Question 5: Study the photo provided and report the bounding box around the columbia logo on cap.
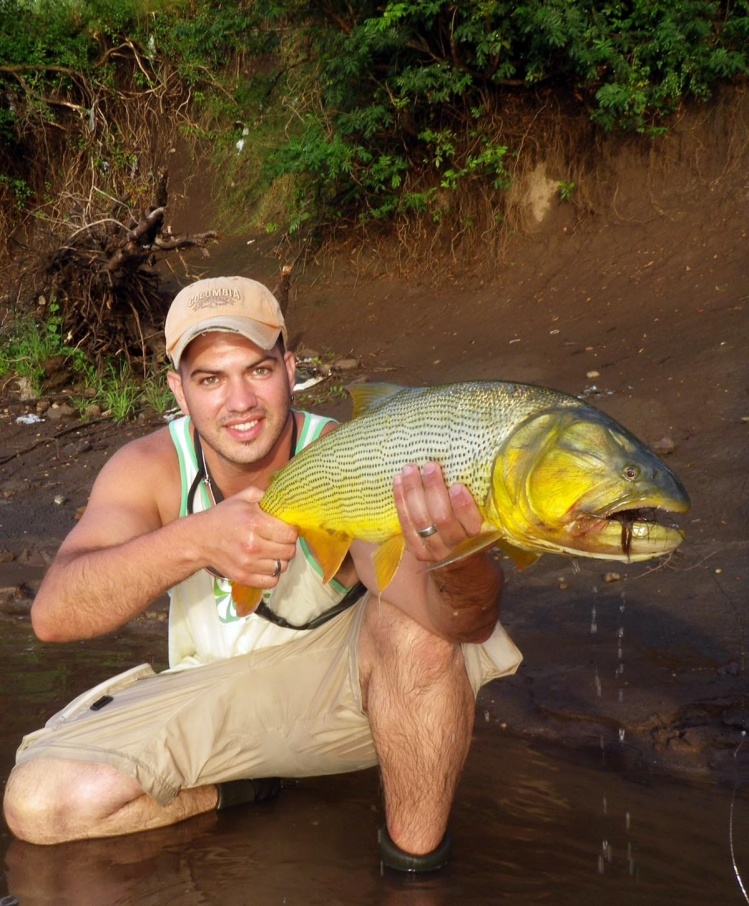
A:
[186,288,242,310]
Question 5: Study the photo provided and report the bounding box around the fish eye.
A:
[622,465,640,482]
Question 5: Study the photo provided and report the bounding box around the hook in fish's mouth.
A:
[565,506,687,560]
[606,507,685,556]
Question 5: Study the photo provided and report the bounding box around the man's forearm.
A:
[31,519,203,642]
[425,553,503,644]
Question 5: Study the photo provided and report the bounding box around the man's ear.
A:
[284,351,296,395]
[167,369,188,415]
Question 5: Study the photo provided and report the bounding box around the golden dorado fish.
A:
[232,381,690,614]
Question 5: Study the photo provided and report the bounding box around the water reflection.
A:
[2,617,748,905]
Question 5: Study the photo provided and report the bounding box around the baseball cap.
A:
[165,276,288,368]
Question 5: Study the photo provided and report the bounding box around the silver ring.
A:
[416,524,438,539]
[272,559,282,578]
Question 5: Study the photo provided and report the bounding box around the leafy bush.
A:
[0,0,746,413]
[0,0,747,250]
[257,0,749,232]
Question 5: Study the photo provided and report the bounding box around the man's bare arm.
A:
[32,432,297,642]
[34,515,206,642]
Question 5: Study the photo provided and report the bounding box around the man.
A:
[3,276,521,872]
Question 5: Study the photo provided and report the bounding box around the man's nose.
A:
[226,378,257,411]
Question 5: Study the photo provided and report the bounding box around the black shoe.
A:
[378,826,452,872]
[216,778,282,810]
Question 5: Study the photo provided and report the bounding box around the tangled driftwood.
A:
[43,170,218,369]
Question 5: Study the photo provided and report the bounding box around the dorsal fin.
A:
[348,383,407,419]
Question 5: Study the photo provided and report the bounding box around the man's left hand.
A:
[393,462,483,565]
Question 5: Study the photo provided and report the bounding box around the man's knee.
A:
[3,758,139,845]
[359,598,466,692]
[4,761,59,843]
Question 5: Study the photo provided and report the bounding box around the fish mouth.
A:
[605,506,685,557]
[570,505,687,560]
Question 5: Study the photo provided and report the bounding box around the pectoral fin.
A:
[372,534,406,592]
[495,539,540,570]
[426,530,503,572]
[231,584,264,617]
[301,526,353,584]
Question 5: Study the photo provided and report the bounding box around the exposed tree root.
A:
[41,170,217,370]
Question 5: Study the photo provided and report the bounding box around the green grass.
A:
[1,311,176,422]
[296,382,350,408]
[76,362,176,423]
[0,308,86,395]
[139,368,176,416]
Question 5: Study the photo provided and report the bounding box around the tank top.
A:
[166,412,351,669]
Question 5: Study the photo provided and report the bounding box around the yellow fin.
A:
[231,584,263,618]
[496,540,540,570]
[301,526,353,584]
[372,534,406,592]
[425,531,502,572]
[347,383,406,419]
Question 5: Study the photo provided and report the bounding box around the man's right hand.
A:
[196,486,298,588]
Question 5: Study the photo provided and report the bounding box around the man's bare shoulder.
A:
[55,425,182,557]
[319,419,340,437]
[107,424,177,466]
[88,424,182,520]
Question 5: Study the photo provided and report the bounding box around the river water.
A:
[1,615,748,905]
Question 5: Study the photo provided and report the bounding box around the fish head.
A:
[489,407,691,561]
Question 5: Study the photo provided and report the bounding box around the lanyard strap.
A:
[254,581,366,631]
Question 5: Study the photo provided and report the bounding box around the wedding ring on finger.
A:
[272,559,282,578]
[417,524,438,539]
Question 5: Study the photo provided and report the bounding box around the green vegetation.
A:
[1,0,746,238]
[76,360,171,422]
[241,0,749,232]
[139,367,176,417]
[296,381,350,409]
[74,362,141,423]
[0,311,175,422]
[0,0,747,412]
[0,305,86,394]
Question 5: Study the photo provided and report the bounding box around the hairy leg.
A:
[3,758,218,845]
[358,596,475,855]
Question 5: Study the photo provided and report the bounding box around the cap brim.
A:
[169,317,283,367]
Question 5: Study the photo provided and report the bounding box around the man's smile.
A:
[227,418,261,431]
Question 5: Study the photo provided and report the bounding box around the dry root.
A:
[42,170,217,369]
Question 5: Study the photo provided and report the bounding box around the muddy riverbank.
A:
[1,91,748,903]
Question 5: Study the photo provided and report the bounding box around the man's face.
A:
[167,331,296,467]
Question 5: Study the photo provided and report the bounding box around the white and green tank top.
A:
[166,412,350,669]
